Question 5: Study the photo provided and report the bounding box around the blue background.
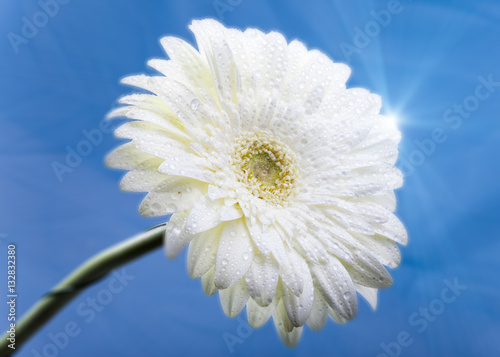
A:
[1,0,499,356]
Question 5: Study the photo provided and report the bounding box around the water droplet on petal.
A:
[190,98,200,110]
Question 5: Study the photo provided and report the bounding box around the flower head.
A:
[107,19,407,346]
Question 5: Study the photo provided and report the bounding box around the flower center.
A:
[247,153,281,186]
[232,132,299,206]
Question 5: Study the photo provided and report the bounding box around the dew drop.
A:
[171,191,182,200]
[190,98,200,110]
[253,255,263,263]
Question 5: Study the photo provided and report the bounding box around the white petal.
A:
[120,74,154,92]
[219,279,249,318]
[319,89,381,125]
[115,121,190,159]
[245,217,274,258]
[272,300,303,347]
[146,76,208,132]
[110,106,190,140]
[349,138,399,167]
[354,284,378,310]
[328,307,348,324]
[113,94,189,137]
[225,27,289,95]
[309,229,355,265]
[214,219,254,289]
[324,207,374,236]
[342,249,393,288]
[106,142,162,170]
[309,197,390,226]
[122,75,207,135]
[187,224,223,278]
[189,19,225,57]
[363,191,397,212]
[160,36,204,68]
[139,177,205,217]
[278,246,306,296]
[246,297,277,328]
[147,59,212,102]
[373,213,408,245]
[208,36,239,104]
[246,222,305,296]
[285,41,351,103]
[158,155,214,183]
[354,114,402,150]
[318,220,366,253]
[253,31,288,92]
[244,253,279,307]
[159,36,216,99]
[164,210,196,259]
[185,194,223,234]
[292,230,329,264]
[274,298,294,334]
[201,266,218,296]
[116,93,164,111]
[306,289,329,331]
[355,234,401,269]
[281,268,314,327]
[309,255,358,320]
[305,167,403,199]
[120,170,168,192]
[147,58,177,78]
[207,185,229,200]
[219,205,243,221]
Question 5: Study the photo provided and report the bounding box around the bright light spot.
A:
[385,113,400,129]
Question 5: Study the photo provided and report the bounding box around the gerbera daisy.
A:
[106,19,407,346]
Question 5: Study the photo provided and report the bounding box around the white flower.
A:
[106,19,407,346]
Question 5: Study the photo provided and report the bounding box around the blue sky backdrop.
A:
[1,0,499,356]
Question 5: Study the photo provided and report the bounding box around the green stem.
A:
[0,224,166,357]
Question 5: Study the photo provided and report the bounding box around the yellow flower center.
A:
[247,153,281,187]
[233,132,299,206]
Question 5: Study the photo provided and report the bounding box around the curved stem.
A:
[0,224,166,357]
